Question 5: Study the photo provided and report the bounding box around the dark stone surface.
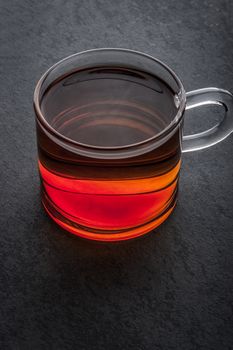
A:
[0,1,233,349]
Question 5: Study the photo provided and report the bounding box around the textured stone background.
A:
[0,1,233,349]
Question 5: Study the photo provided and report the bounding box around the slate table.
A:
[1,1,233,349]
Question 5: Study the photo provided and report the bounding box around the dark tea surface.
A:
[40,67,178,147]
[37,66,181,240]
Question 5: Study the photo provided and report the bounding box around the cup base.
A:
[41,189,177,242]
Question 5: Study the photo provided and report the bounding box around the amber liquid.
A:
[36,67,181,241]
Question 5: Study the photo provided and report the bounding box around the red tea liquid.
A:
[36,67,181,241]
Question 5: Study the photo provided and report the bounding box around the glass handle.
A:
[182,87,233,152]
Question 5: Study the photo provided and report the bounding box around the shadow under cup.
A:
[34,49,186,241]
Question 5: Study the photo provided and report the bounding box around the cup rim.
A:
[34,48,186,154]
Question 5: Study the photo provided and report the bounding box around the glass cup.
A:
[34,48,233,241]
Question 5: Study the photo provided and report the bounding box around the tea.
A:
[36,66,181,241]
